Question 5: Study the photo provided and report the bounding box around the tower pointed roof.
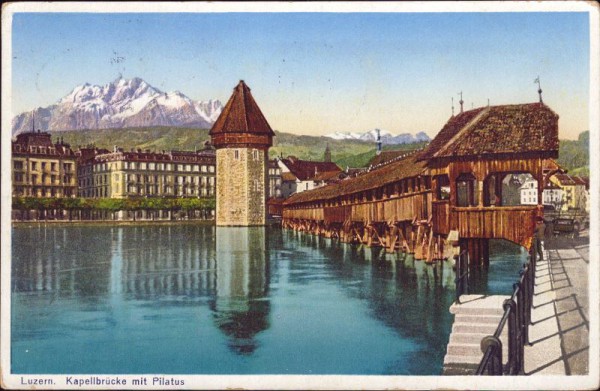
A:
[210,80,274,137]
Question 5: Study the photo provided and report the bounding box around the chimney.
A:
[376,128,382,155]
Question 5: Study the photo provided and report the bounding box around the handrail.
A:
[455,250,469,304]
[475,238,538,375]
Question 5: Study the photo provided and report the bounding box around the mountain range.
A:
[11,77,223,135]
[12,77,430,146]
[325,129,431,145]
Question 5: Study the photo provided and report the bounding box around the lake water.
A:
[11,224,525,375]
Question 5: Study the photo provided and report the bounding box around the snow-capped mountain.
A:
[325,129,431,145]
[11,77,223,135]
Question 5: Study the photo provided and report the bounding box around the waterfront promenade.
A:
[444,231,590,376]
[525,231,590,375]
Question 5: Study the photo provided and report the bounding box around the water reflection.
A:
[11,225,525,375]
[119,225,217,299]
[212,227,270,355]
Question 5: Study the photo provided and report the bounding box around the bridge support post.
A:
[459,238,490,267]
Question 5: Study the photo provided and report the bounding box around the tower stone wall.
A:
[216,148,267,226]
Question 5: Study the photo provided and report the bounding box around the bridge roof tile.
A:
[419,103,559,160]
[284,153,426,205]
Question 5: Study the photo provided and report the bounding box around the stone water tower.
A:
[209,80,274,226]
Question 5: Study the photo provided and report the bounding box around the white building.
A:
[277,156,341,198]
[519,178,563,207]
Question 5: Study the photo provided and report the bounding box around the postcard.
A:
[1,1,598,390]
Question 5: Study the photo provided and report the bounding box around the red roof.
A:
[280,157,341,181]
[419,103,559,160]
[210,80,274,137]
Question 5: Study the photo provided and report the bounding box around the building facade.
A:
[11,131,77,197]
[550,174,587,211]
[77,143,216,198]
[210,80,274,226]
[268,159,282,198]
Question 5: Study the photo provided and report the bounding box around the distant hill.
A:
[557,131,589,176]
[34,127,589,172]
[45,126,426,168]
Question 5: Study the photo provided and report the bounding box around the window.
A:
[456,173,477,207]
[209,165,215,173]
[436,175,450,201]
[13,161,23,170]
[141,162,147,170]
[41,162,47,170]
[234,150,239,160]
[201,165,207,173]
[51,162,57,171]
[253,149,259,160]
[31,162,37,170]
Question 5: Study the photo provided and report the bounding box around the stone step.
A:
[452,322,500,334]
[443,353,483,365]
[449,332,490,344]
[451,306,505,316]
[446,343,482,357]
[454,314,503,324]
[442,363,479,376]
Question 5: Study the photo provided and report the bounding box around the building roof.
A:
[553,174,577,186]
[313,170,342,182]
[280,157,342,181]
[12,131,75,157]
[209,80,274,137]
[419,103,559,161]
[368,150,409,167]
[572,175,588,188]
[542,159,566,174]
[544,182,562,190]
[281,172,297,182]
[82,147,216,165]
[284,154,427,205]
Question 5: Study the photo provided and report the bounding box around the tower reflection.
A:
[212,227,270,355]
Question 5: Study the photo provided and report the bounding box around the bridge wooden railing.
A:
[454,206,537,248]
[283,191,431,224]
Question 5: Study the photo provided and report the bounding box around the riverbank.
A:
[11,219,215,228]
[11,218,282,228]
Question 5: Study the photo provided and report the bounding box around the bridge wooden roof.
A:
[284,154,427,205]
[419,103,559,161]
[209,80,274,137]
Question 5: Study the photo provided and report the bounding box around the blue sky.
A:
[10,11,590,139]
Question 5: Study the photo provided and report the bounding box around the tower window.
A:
[253,149,259,160]
[234,150,239,160]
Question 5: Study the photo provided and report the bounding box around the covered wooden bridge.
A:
[282,102,559,265]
